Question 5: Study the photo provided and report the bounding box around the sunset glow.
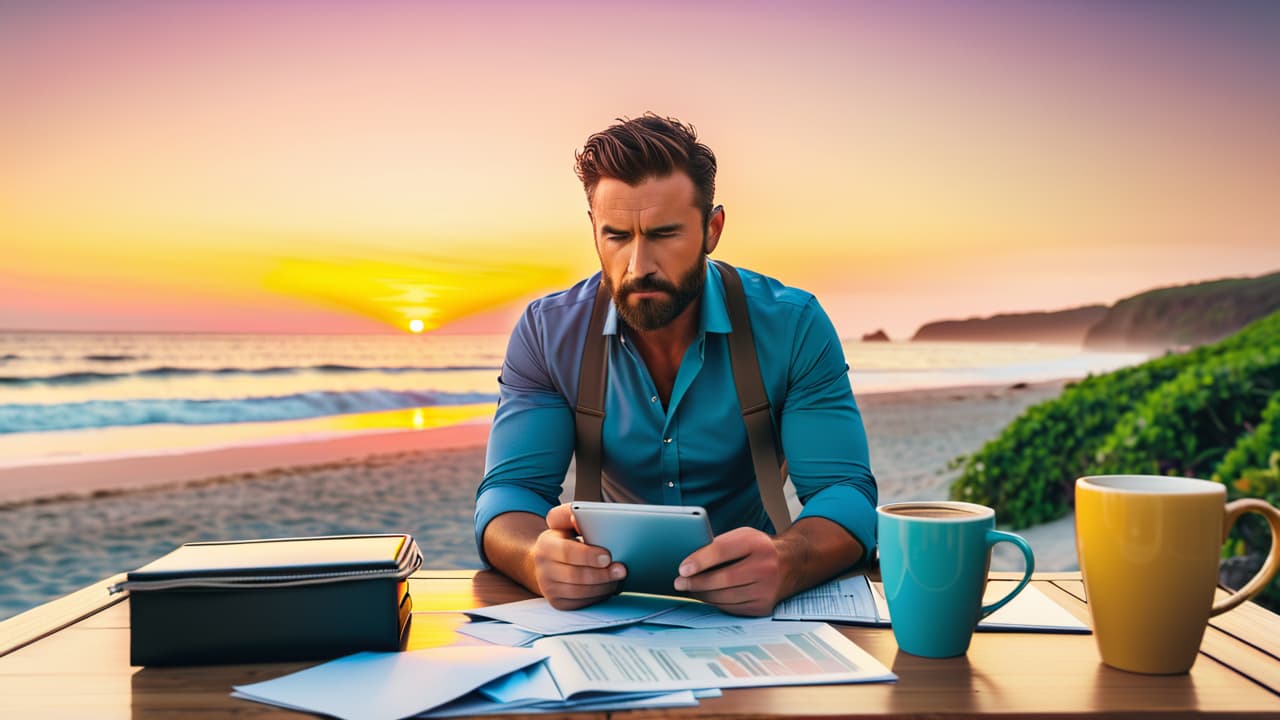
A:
[3,1,1277,338]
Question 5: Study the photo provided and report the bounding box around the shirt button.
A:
[663,438,672,444]
[650,396,658,403]
[667,481,675,488]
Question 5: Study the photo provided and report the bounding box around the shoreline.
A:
[0,379,1067,508]
[0,379,1075,619]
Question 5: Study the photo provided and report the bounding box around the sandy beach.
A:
[0,381,1072,620]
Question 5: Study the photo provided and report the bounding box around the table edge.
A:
[0,572,128,658]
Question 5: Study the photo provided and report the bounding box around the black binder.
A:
[115,534,420,666]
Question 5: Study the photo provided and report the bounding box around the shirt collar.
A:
[601,261,732,336]
[701,261,733,334]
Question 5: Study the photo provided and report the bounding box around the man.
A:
[474,114,876,616]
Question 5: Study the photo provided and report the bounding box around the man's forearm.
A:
[774,516,865,600]
[481,511,548,594]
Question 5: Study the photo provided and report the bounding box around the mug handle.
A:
[980,530,1036,618]
[1211,499,1280,616]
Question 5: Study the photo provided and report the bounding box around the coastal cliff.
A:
[911,306,1107,344]
[1083,272,1280,350]
[909,270,1280,350]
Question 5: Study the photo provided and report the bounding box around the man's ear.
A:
[704,205,725,255]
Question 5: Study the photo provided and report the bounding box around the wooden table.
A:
[1,570,1278,718]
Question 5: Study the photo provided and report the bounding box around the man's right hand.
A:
[530,503,627,610]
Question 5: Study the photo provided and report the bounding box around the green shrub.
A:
[952,354,1203,527]
[1213,397,1280,613]
[1217,454,1280,613]
[1091,348,1280,477]
[951,310,1280,529]
[1227,452,1280,507]
[1215,391,1280,485]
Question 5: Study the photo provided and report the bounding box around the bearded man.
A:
[474,114,876,616]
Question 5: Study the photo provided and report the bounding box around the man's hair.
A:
[575,113,718,227]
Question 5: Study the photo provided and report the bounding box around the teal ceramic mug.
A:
[877,501,1035,658]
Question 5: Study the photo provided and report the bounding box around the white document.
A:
[421,688,708,717]
[456,619,543,647]
[534,621,895,695]
[643,600,777,629]
[606,622,678,638]
[455,598,770,648]
[557,688,709,712]
[972,581,1091,632]
[477,661,562,703]
[773,575,879,621]
[462,592,689,635]
[232,646,547,720]
[422,663,723,716]
[775,575,1088,633]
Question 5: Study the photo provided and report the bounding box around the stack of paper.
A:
[462,593,690,635]
[234,576,1088,718]
[234,612,896,718]
[457,592,773,647]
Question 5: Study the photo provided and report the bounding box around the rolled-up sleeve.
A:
[781,298,878,559]
[473,303,575,566]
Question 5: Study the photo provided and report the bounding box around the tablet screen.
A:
[571,502,714,596]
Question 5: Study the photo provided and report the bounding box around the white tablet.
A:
[570,501,714,596]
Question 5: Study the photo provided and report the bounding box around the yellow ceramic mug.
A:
[1076,475,1280,674]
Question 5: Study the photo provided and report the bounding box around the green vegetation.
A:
[951,311,1280,610]
[1216,391,1280,485]
[1091,348,1280,478]
[1214,394,1280,610]
[948,343,1232,526]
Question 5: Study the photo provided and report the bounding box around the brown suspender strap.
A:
[713,260,792,533]
[573,264,793,533]
[573,281,610,503]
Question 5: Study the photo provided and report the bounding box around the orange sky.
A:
[3,2,1278,338]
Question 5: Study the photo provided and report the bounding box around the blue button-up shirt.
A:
[474,262,877,563]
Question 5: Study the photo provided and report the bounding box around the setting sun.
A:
[409,319,425,334]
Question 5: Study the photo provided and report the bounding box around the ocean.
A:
[0,332,1149,468]
[0,331,1145,620]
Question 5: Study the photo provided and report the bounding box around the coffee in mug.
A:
[877,501,1035,658]
[884,504,983,519]
[1075,475,1280,674]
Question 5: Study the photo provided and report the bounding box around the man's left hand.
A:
[672,527,790,617]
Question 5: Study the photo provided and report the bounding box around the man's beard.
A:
[604,254,707,332]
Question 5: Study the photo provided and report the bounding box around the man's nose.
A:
[627,239,657,277]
